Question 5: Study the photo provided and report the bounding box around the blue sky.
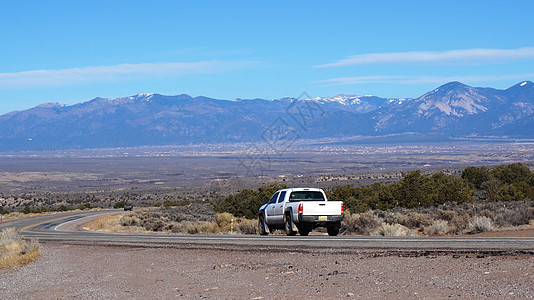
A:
[1,1,534,114]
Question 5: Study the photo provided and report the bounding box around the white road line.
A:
[54,214,105,231]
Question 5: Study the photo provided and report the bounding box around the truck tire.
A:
[258,215,269,235]
[298,227,310,236]
[284,213,297,236]
[327,224,340,236]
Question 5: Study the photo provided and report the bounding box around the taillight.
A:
[298,203,303,214]
[341,202,344,213]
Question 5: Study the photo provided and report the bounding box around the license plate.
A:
[318,216,327,221]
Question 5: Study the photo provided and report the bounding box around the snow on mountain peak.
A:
[521,82,528,87]
[314,94,363,105]
[36,102,63,108]
[138,92,156,97]
[88,93,157,105]
[132,93,157,101]
[417,86,488,117]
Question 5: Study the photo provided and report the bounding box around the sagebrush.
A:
[0,228,41,269]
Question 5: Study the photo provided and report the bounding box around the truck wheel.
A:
[258,215,269,235]
[299,228,310,236]
[284,213,297,236]
[327,225,340,236]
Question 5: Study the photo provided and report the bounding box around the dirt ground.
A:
[1,242,534,299]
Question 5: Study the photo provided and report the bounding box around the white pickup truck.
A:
[258,188,344,236]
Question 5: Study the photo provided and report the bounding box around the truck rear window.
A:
[289,191,325,202]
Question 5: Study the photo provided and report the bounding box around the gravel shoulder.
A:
[1,242,534,299]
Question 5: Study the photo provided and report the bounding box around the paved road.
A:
[2,210,534,253]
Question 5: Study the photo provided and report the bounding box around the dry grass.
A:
[179,217,257,235]
[83,214,145,233]
[151,214,257,235]
[371,223,413,237]
[215,212,234,224]
[215,212,234,232]
[120,215,141,226]
[82,210,257,235]
[0,228,41,269]
[340,200,534,236]
[341,211,383,235]
[2,211,54,221]
[468,216,494,234]
[425,220,452,236]
[119,206,258,235]
[184,222,220,234]
[236,219,257,235]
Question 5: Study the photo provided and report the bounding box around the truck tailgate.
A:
[301,201,342,216]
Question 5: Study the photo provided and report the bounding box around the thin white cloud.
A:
[0,61,251,89]
[315,47,534,67]
[317,74,534,86]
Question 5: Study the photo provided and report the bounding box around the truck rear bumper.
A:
[298,214,344,224]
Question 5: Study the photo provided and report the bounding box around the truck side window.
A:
[277,191,286,203]
[268,192,279,204]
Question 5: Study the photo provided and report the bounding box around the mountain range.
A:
[1,81,533,151]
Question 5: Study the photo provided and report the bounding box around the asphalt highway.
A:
[2,210,534,253]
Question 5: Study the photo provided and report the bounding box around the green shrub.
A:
[113,200,128,209]
[491,163,532,185]
[163,200,190,207]
[331,170,474,212]
[462,166,492,189]
[77,203,92,210]
[213,183,288,219]
[57,205,72,212]
[21,206,31,214]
